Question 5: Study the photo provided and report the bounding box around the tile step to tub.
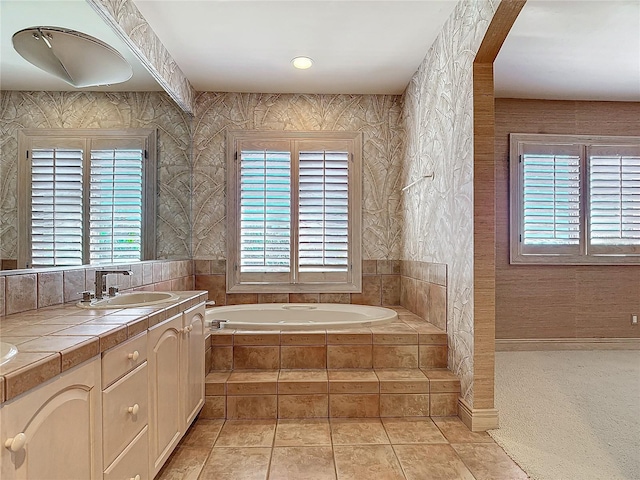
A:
[202,367,460,420]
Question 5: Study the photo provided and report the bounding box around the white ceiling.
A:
[0,0,161,91]
[0,0,638,102]
[495,0,640,101]
[132,0,458,94]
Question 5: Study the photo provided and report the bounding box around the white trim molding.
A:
[458,397,499,432]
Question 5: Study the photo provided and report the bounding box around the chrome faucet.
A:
[94,270,133,300]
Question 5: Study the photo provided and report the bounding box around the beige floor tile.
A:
[199,447,271,480]
[333,445,404,480]
[274,419,332,446]
[227,370,279,395]
[432,417,494,443]
[226,395,277,419]
[394,444,475,480]
[452,443,529,480]
[180,418,224,448]
[269,446,336,480]
[328,369,379,394]
[381,417,447,444]
[278,394,328,418]
[278,369,328,394]
[329,394,380,418]
[214,420,276,447]
[330,418,389,445]
[375,369,429,394]
[155,446,211,480]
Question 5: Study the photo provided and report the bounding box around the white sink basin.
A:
[77,292,180,309]
[0,342,18,366]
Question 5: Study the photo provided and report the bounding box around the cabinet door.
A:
[181,302,206,429]
[147,313,183,477]
[0,358,102,480]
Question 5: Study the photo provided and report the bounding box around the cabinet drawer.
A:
[104,426,149,480]
[102,331,147,389]
[103,362,148,468]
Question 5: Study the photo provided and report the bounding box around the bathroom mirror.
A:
[0,0,192,272]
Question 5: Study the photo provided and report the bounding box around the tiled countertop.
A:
[0,291,208,403]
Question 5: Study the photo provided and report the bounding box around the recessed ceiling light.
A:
[291,56,313,70]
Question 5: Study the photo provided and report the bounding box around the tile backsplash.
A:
[0,259,193,317]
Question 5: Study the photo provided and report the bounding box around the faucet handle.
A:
[108,286,119,297]
[78,291,93,302]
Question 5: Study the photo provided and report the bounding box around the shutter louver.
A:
[30,148,84,267]
[298,150,349,273]
[522,153,581,246]
[589,149,640,249]
[89,148,143,264]
[239,149,291,274]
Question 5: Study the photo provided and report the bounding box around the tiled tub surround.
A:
[202,307,459,420]
[0,291,207,403]
[0,259,194,317]
[195,259,447,329]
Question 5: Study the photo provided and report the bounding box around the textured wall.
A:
[0,91,192,260]
[192,92,404,261]
[401,0,498,405]
[496,98,640,340]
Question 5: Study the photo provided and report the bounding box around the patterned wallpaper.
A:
[401,0,499,406]
[0,91,192,260]
[192,92,404,261]
[87,0,196,114]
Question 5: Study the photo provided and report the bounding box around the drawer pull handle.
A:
[5,433,26,452]
[128,350,140,361]
[129,475,141,480]
[128,404,140,416]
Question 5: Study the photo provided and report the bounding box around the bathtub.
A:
[205,303,397,331]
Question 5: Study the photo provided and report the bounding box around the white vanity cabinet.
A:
[147,312,183,477]
[148,302,206,477]
[181,302,206,429]
[101,332,149,480]
[0,358,102,480]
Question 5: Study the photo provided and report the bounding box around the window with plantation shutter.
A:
[18,129,156,269]
[510,133,640,264]
[227,131,362,293]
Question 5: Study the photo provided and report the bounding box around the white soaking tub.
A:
[205,303,397,331]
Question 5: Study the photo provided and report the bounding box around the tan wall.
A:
[495,98,640,339]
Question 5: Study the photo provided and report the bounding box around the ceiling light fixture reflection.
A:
[291,56,313,70]
[12,27,133,88]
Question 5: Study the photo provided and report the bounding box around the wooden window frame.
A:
[17,128,157,268]
[226,130,363,293]
[510,133,640,265]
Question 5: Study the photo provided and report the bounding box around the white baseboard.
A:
[496,338,640,351]
[458,397,499,432]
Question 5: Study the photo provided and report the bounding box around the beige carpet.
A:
[489,350,640,480]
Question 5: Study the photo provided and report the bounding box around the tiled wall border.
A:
[0,259,194,317]
[399,260,447,331]
[194,259,402,308]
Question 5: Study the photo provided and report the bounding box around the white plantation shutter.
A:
[588,145,640,253]
[521,147,581,250]
[227,132,362,292]
[30,145,84,267]
[298,147,349,282]
[511,134,640,264]
[238,144,291,281]
[89,139,144,264]
[18,130,155,269]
